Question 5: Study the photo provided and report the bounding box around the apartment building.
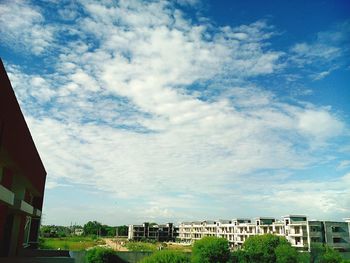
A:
[128,222,177,242]
[179,215,350,252]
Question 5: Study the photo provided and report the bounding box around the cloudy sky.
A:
[1,0,349,226]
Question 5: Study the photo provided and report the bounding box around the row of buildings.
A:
[178,215,350,252]
[127,215,350,253]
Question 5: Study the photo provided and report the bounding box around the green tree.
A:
[243,234,291,263]
[319,246,342,263]
[191,236,230,263]
[140,250,190,263]
[310,244,343,263]
[116,225,128,236]
[231,249,248,263]
[275,244,299,263]
[84,221,103,236]
[85,247,125,263]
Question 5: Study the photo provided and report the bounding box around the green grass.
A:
[39,236,105,251]
[125,241,159,251]
[124,241,191,252]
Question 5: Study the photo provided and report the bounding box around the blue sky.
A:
[0,0,349,226]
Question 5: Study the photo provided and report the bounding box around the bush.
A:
[231,250,248,263]
[243,234,291,263]
[191,236,230,263]
[275,244,299,263]
[310,244,343,263]
[85,248,125,263]
[140,250,190,263]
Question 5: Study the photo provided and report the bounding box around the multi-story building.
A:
[128,222,177,242]
[178,215,350,252]
[283,215,309,251]
[0,59,46,257]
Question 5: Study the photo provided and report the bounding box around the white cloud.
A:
[0,0,55,55]
[337,160,350,170]
[297,109,344,140]
[289,21,350,80]
[4,1,349,223]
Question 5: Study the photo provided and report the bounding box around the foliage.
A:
[140,250,190,263]
[243,234,291,263]
[116,225,128,236]
[39,236,103,251]
[84,221,104,236]
[231,249,249,263]
[191,236,230,263]
[275,244,299,263]
[125,241,158,251]
[310,244,344,263]
[85,247,126,263]
[40,225,71,238]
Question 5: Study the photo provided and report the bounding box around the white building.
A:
[178,215,350,252]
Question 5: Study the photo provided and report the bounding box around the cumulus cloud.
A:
[0,0,55,55]
[4,0,349,222]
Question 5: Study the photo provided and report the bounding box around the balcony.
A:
[14,199,34,215]
[0,184,15,206]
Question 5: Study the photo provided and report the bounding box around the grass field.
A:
[125,241,191,252]
[39,236,105,251]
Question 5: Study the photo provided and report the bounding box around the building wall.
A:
[128,223,177,242]
[0,59,46,257]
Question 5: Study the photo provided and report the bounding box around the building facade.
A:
[0,59,46,256]
[179,215,350,252]
[128,222,177,242]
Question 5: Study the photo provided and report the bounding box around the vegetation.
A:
[85,247,125,263]
[191,236,230,263]
[40,222,128,238]
[40,225,73,238]
[83,221,125,237]
[242,234,293,263]
[39,236,103,250]
[140,250,190,263]
[310,244,346,263]
[125,241,159,251]
[230,234,347,263]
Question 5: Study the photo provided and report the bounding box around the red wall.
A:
[0,59,46,205]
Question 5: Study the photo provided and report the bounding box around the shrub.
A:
[310,244,343,263]
[275,244,299,263]
[85,247,125,263]
[140,250,190,263]
[231,249,248,263]
[243,234,290,263]
[319,246,342,263]
[191,236,230,263]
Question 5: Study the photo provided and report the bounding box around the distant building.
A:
[74,228,84,236]
[0,59,46,256]
[179,215,350,252]
[128,222,177,242]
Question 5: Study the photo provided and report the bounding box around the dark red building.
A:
[0,58,46,256]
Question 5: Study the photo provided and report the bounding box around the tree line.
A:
[40,221,128,237]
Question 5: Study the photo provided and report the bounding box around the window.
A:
[332,226,343,233]
[333,238,343,243]
[311,237,321,243]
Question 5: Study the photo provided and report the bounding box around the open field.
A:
[39,237,192,253]
[124,241,192,252]
[39,236,105,251]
